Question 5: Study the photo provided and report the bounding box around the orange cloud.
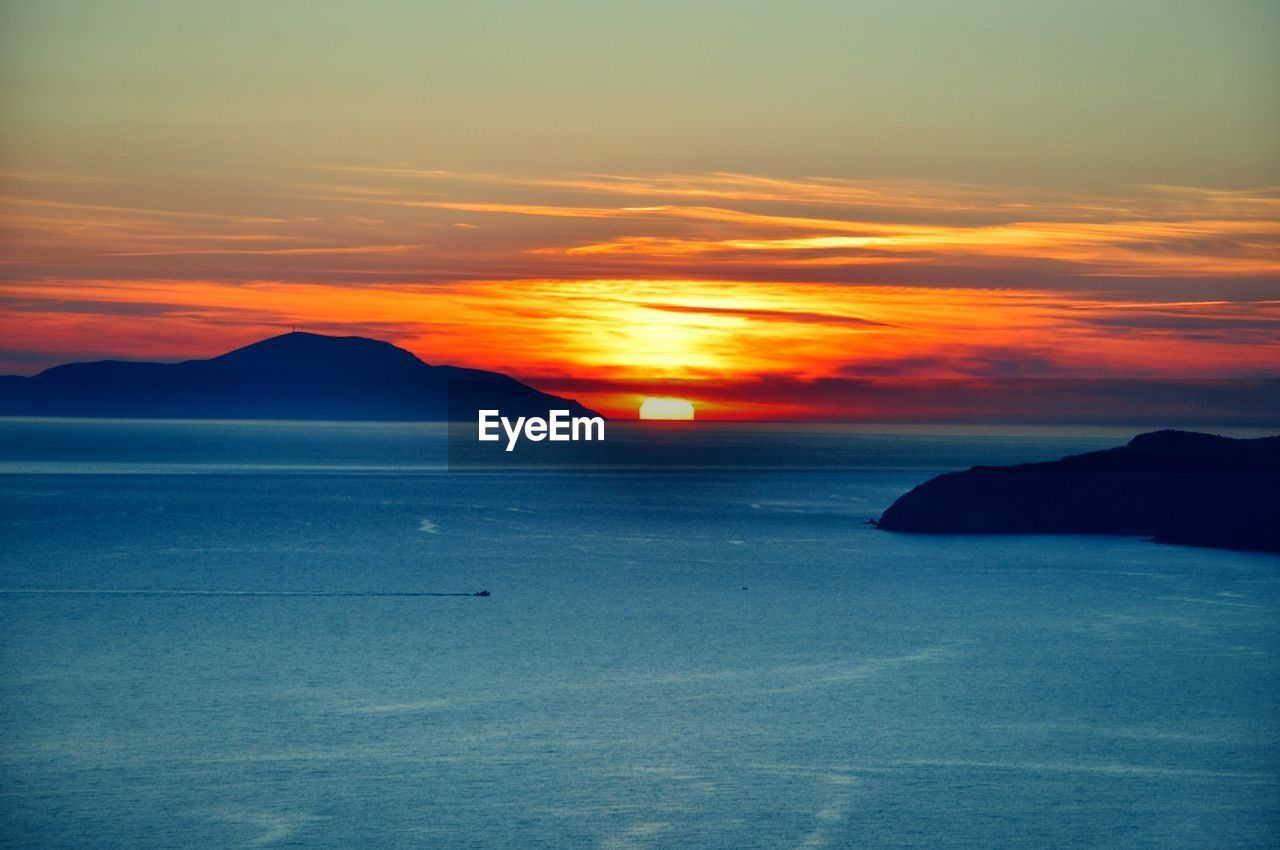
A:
[3,276,1277,418]
[2,166,1278,418]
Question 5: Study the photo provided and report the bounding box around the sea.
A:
[0,419,1277,849]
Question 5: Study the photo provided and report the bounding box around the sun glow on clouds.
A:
[4,275,1278,418]
[2,167,1278,418]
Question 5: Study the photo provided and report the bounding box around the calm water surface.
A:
[1,420,1277,848]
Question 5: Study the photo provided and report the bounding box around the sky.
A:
[1,0,1278,419]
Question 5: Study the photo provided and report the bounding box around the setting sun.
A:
[638,397,696,420]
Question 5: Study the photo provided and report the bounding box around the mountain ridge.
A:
[0,332,600,422]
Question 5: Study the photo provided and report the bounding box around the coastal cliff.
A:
[876,430,1280,552]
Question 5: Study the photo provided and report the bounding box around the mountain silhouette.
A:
[0,332,600,421]
[876,430,1280,552]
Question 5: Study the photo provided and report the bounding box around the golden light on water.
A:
[638,397,696,420]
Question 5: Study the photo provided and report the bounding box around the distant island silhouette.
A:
[876,430,1280,552]
[0,332,599,421]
